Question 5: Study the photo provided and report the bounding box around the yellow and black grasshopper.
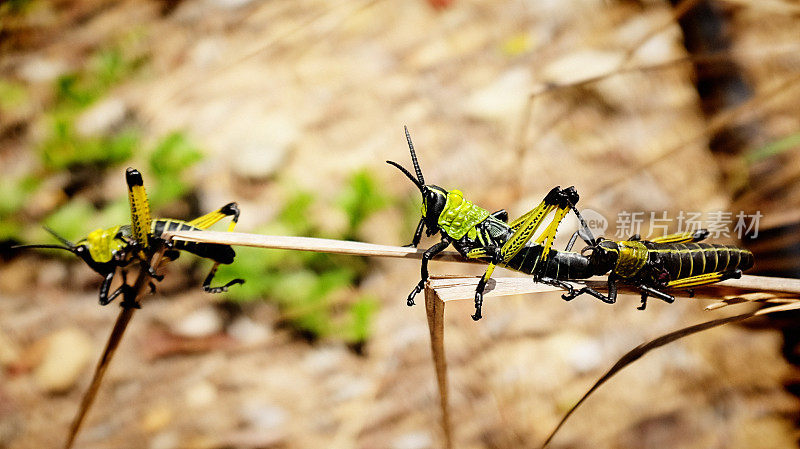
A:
[559,228,754,309]
[388,127,594,320]
[13,168,244,307]
[388,127,754,319]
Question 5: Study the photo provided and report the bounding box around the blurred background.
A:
[1,0,799,448]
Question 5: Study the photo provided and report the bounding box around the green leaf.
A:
[42,200,97,242]
[338,169,390,238]
[0,78,28,112]
[746,132,800,164]
[346,295,377,344]
[148,132,204,176]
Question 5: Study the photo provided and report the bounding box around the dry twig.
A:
[64,246,168,449]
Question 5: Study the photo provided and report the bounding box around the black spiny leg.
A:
[202,262,245,294]
[118,286,141,309]
[539,276,577,298]
[405,218,425,248]
[408,237,451,306]
[637,285,675,310]
[565,231,580,252]
[561,275,617,305]
[98,272,117,306]
[472,245,503,321]
[472,272,490,321]
[113,270,140,309]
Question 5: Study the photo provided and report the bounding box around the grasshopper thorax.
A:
[75,225,129,265]
[585,240,624,276]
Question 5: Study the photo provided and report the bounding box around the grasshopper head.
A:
[11,227,115,276]
[386,126,448,236]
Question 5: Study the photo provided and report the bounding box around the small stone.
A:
[228,117,297,180]
[149,431,180,449]
[33,328,94,393]
[171,307,224,338]
[464,68,532,124]
[302,346,347,374]
[392,431,432,449]
[185,380,217,408]
[542,50,624,85]
[0,330,21,367]
[240,402,287,430]
[141,404,173,433]
[565,338,603,374]
[76,97,128,136]
[17,57,68,83]
[227,316,272,345]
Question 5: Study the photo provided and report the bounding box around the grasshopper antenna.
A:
[404,125,425,185]
[43,226,76,249]
[10,244,74,252]
[386,161,424,192]
[568,203,598,247]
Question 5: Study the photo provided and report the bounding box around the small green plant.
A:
[216,170,390,347]
[39,44,146,170]
[36,131,204,242]
[1,37,205,245]
[146,132,205,209]
[338,169,390,240]
[0,0,35,16]
[0,78,28,113]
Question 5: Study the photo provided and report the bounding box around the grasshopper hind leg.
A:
[202,262,245,294]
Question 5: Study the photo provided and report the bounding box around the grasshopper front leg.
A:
[404,218,425,248]
[407,236,451,306]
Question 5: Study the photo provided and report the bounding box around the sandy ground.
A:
[2,1,800,448]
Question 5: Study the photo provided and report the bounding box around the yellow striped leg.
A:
[665,269,742,289]
[471,187,579,320]
[188,202,240,231]
[532,206,570,262]
[650,229,709,244]
[468,202,554,320]
[192,203,244,293]
[124,168,158,306]
[126,168,152,248]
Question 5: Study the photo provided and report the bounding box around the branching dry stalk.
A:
[64,246,168,449]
